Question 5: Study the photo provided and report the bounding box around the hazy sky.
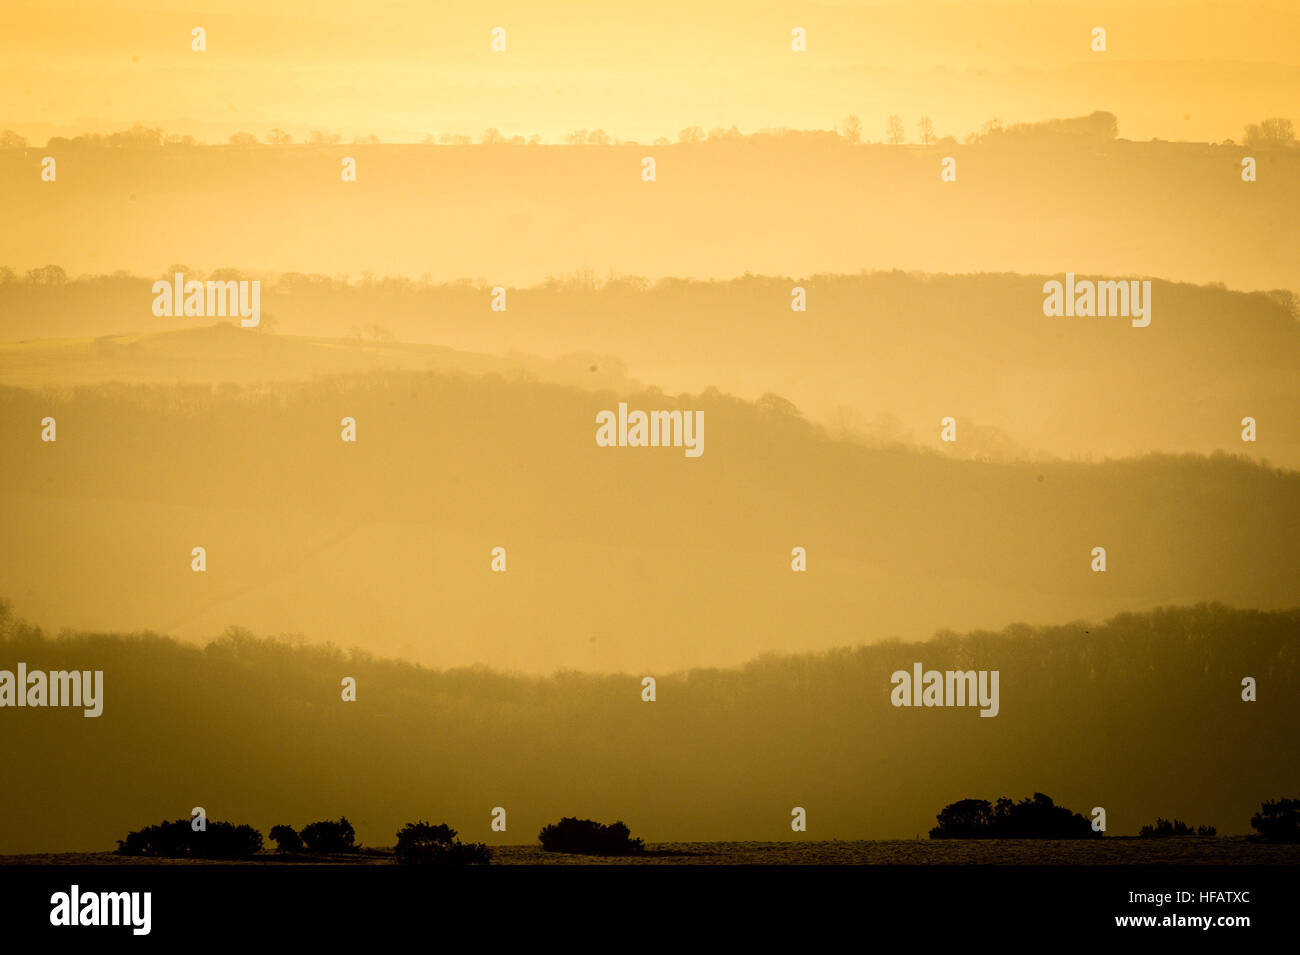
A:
[2,0,1297,145]
[2,0,1298,859]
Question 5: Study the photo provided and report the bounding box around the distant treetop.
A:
[6,111,1277,150]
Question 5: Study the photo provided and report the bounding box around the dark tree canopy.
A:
[394,822,491,866]
[116,818,263,859]
[269,824,303,853]
[929,793,1099,839]
[1251,798,1300,843]
[300,817,356,853]
[538,817,644,855]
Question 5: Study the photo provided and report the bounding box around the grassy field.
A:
[4,838,1297,866]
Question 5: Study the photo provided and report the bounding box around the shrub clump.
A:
[929,793,1100,839]
[300,817,357,853]
[1251,797,1300,843]
[538,817,644,855]
[1138,818,1216,837]
[116,819,263,859]
[269,824,304,853]
[394,822,491,866]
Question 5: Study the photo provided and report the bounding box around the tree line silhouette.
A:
[114,814,653,863]
[1138,818,1216,838]
[927,795,1293,840]
[926,794,1299,841]
[110,799,1300,861]
[3,112,1290,150]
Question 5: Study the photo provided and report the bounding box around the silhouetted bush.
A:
[929,793,1100,839]
[1251,797,1300,842]
[269,824,303,853]
[394,822,491,866]
[115,819,263,858]
[300,817,356,853]
[1138,818,1216,837]
[538,817,644,855]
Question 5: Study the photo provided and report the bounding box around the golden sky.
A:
[2,0,1297,145]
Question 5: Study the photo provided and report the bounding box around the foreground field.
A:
[5,838,1297,866]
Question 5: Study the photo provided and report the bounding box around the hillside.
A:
[0,364,1296,671]
[1,602,1295,853]
[3,271,1299,466]
[0,322,635,394]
